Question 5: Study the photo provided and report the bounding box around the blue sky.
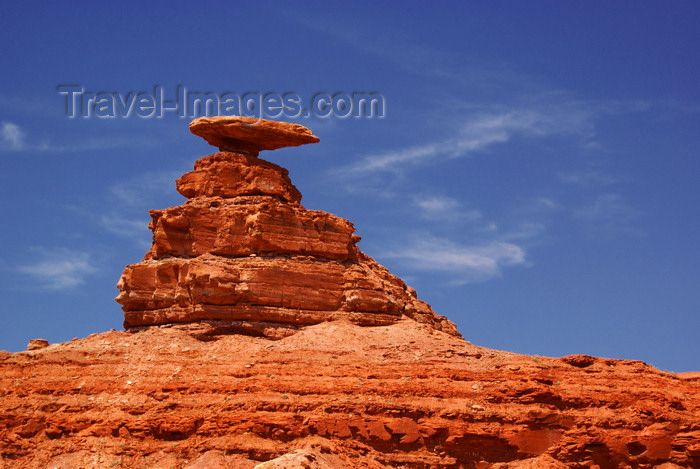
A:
[1,1,698,372]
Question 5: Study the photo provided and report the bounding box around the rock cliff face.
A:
[1,117,698,468]
[116,117,459,337]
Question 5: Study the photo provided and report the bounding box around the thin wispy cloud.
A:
[343,101,599,175]
[17,248,98,290]
[100,213,152,249]
[384,234,526,284]
[294,12,551,90]
[343,114,513,174]
[0,120,155,153]
[0,94,54,115]
[35,138,149,153]
[522,196,559,212]
[559,170,618,187]
[102,168,187,248]
[296,16,455,79]
[500,221,548,242]
[1,121,25,150]
[414,195,461,213]
[108,169,184,206]
[413,195,483,223]
[575,194,642,237]
[378,192,559,285]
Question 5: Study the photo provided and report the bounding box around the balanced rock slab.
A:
[189,116,320,155]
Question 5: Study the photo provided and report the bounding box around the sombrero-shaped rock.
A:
[189,116,319,156]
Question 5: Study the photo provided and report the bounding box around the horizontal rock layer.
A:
[119,254,453,333]
[175,152,302,202]
[145,197,357,261]
[1,320,697,467]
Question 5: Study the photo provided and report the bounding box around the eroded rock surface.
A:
[116,130,459,337]
[0,321,698,468]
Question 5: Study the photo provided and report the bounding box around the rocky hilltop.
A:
[1,117,698,468]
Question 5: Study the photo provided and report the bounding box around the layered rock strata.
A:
[1,321,698,468]
[116,118,458,337]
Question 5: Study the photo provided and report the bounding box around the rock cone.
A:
[116,118,459,338]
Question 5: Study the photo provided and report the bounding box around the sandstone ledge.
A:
[118,253,458,336]
[145,197,358,261]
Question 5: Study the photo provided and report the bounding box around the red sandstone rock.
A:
[175,152,302,202]
[116,146,459,337]
[118,253,455,335]
[26,339,49,351]
[4,119,697,467]
[0,320,697,467]
[145,198,356,260]
[189,116,320,155]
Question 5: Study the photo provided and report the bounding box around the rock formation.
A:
[188,116,320,155]
[116,116,459,338]
[0,117,698,468]
[1,322,698,468]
